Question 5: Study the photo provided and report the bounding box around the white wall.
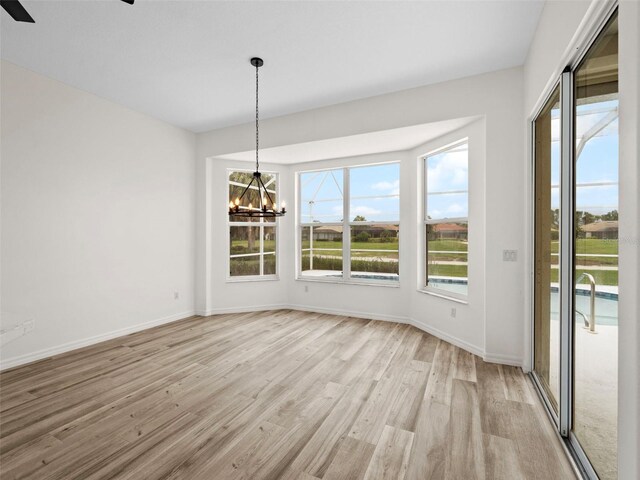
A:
[523,1,640,477]
[196,66,525,365]
[523,0,592,116]
[0,61,196,369]
[409,120,487,358]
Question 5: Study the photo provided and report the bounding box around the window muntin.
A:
[424,141,469,296]
[228,170,278,278]
[299,162,400,283]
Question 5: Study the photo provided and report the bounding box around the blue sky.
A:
[300,164,400,223]
[425,143,468,219]
[551,99,619,215]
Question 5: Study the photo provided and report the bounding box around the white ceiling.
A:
[1,1,544,133]
[217,116,480,164]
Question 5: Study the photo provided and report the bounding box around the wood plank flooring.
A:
[0,310,575,479]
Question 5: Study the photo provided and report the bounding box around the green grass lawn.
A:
[427,264,468,278]
[551,239,618,254]
[550,268,618,286]
[428,239,468,252]
[302,240,399,251]
[547,239,619,270]
[302,240,399,259]
[233,237,617,286]
[230,239,276,255]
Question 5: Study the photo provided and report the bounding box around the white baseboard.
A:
[482,352,523,367]
[287,304,410,324]
[1,305,523,371]
[195,304,289,317]
[409,317,485,358]
[0,310,195,371]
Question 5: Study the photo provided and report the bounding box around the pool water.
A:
[551,291,618,326]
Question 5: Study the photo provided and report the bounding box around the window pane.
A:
[350,225,399,281]
[264,227,276,253]
[264,253,276,275]
[300,200,344,224]
[230,255,261,277]
[301,225,343,278]
[230,226,261,255]
[229,171,278,223]
[300,169,344,223]
[425,143,468,221]
[572,12,618,479]
[426,223,468,295]
[350,163,400,222]
[533,85,561,412]
[426,192,468,219]
[260,172,278,223]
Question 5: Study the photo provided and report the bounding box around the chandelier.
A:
[228,58,286,218]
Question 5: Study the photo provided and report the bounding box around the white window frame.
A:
[422,138,469,301]
[296,161,400,286]
[227,168,279,282]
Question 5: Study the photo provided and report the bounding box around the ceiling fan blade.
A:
[1,0,35,23]
[120,0,134,4]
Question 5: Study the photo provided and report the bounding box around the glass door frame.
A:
[529,4,619,479]
[530,79,561,428]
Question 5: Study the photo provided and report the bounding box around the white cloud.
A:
[350,206,382,217]
[371,179,400,195]
[370,180,400,195]
[427,151,468,192]
[446,203,464,214]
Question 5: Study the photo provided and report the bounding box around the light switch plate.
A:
[503,250,518,262]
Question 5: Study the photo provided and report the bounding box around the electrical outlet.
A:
[503,250,518,262]
[174,291,179,300]
[451,307,456,318]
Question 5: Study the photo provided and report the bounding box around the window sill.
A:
[417,288,468,305]
[226,275,280,284]
[296,276,400,288]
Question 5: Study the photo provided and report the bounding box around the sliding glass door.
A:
[533,8,618,480]
[572,14,618,479]
[533,85,561,414]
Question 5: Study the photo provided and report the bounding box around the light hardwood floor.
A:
[0,310,575,479]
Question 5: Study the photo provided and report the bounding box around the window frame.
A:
[226,168,280,283]
[421,138,469,301]
[296,161,401,286]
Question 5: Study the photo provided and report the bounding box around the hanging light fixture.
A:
[228,57,286,218]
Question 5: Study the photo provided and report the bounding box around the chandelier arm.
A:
[236,176,258,206]
[258,176,276,207]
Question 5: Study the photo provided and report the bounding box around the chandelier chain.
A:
[255,62,259,172]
